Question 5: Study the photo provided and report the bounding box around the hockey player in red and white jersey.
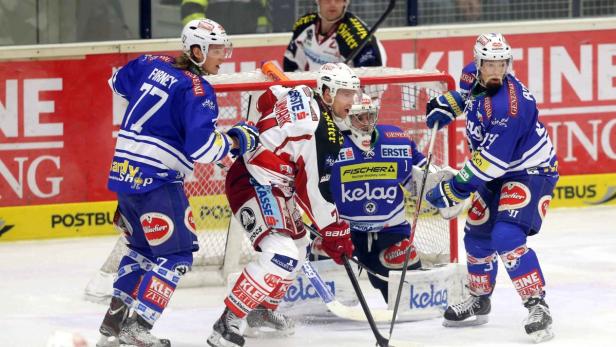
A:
[206,63,360,347]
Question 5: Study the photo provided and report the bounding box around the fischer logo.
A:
[342,183,397,204]
[409,284,448,309]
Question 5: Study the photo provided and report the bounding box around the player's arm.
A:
[108,55,149,99]
[427,114,522,209]
[183,85,258,163]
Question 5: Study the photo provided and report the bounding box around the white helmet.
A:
[345,93,378,151]
[473,33,512,69]
[181,18,232,67]
[316,62,361,104]
[316,0,350,22]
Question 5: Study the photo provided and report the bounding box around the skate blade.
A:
[529,327,554,344]
[442,315,489,327]
[207,331,243,347]
[243,326,294,338]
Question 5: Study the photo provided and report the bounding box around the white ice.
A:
[1,206,615,347]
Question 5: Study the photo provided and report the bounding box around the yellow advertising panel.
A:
[551,173,616,208]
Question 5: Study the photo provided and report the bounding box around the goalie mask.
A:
[345,93,378,151]
[316,0,349,23]
[181,18,232,67]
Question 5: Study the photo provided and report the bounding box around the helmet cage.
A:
[345,93,378,151]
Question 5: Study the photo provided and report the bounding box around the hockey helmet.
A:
[345,93,379,151]
[316,62,360,102]
[473,33,512,68]
[181,18,232,66]
[316,0,350,22]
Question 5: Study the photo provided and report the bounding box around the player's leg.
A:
[208,167,305,347]
[443,184,499,327]
[350,224,420,303]
[493,175,557,342]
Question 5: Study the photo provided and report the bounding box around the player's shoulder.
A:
[377,124,411,143]
[292,12,318,33]
[342,11,370,30]
[460,62,477,89]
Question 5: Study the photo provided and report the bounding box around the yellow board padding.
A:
[0,195,234,242]
[550,173,616,208]
[0,200,119,242]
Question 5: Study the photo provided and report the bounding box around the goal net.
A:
[181,66,458,287]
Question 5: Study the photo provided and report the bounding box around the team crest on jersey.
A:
[338,147,355,161]
[201,99,215,110]
[381,145,411,158]
[498,182,531,211]
[140,212,174,246]
[363,201,378,215]
[239,207,256,232]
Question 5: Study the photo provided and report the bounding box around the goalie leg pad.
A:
[493,222,546,301]
[352,227,421,302]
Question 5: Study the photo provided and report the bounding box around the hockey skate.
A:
[207,307,245,347]
[443,294,491,327]
[119,314,171,347]
[96,297,129,347]
[244,306,295,338]
[523,297,554,343]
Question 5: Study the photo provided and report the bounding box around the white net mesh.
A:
[183,67,457,285]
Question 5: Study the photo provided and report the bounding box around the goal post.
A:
[181,66,459,287]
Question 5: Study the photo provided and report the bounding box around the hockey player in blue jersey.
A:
[326,93,425,302]
[424,33,557,343]
[96,19,259,347]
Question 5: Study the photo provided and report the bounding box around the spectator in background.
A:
[283,0,387,72]
[0,0,37,45]
[181,0,270,34]
[77,0,132,41]
[456,0,481,21]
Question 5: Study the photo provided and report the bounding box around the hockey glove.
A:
[426,91,465,130]
[320,220,354,265]
[426,179,470,209]
[227,121,259,157]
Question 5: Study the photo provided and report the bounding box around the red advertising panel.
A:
[1,29,615,208]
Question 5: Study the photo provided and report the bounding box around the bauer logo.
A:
[140,212,174,246]
[381,145,411,158]
[284,276,335,302]
[409,284,448,309]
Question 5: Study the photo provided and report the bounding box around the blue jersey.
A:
[108,55,232,193]
[329,125,426,234]
[456,71,558,193]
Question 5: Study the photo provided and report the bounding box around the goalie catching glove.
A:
[320,220,354,265]
[227,121,259,157]
[410,166,467,220]
[426,91,465,130]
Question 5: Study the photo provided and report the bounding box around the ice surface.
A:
[1,206,615,347]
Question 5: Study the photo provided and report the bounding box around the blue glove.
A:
[426,91,465,130]
[227,122,259,157]
[426,179,470,209]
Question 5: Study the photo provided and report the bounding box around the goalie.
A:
[324,93,461,302]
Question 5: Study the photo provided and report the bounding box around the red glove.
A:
[320,221,354,265]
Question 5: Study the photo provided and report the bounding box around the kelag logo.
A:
[284,276,335,302]
[409,284,448,309]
